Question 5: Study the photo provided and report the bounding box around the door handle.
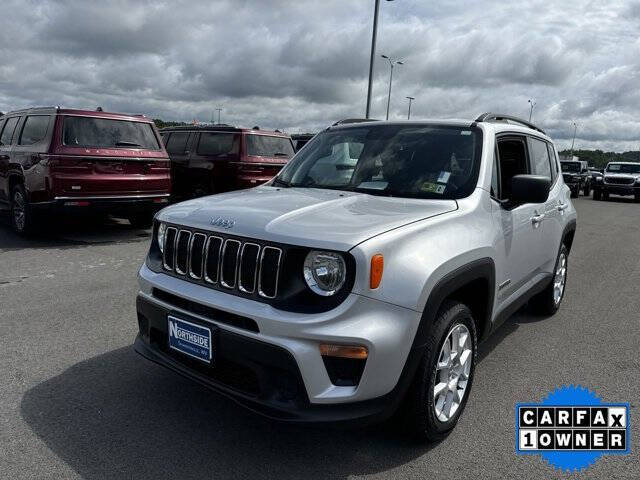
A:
[557,203,569,211]
[531,213,545,224]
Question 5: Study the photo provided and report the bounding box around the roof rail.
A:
[475,112,545,134]
[332,118,379,126]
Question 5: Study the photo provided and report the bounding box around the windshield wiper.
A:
[271,177,291,188]
[115,141,142,147]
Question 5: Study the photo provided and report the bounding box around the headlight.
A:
[303,250,346,296]
[596,177,603,182]
[157,222,167,253]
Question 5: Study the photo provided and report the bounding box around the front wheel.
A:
[593,189,601,200]
[583,183,590,196]
[530,244,568,315]
[402,301,477,442]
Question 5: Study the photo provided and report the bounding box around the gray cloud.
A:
[0,0,639,151]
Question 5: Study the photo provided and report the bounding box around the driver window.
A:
[496,137,528,201]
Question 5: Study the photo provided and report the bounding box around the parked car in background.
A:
[291,133,315,152]
[0,107,170,234]
[560,159,591,197]
[135,114,576,441]
[160,125,294,200]
[594,161,640,201]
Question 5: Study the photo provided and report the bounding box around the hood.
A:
[157,186,457,251]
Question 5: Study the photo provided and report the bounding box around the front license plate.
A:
[168,316,212,364]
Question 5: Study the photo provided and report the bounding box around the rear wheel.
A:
[593,189,601,200]
[402,301,477,442]
[10,183,37,235]
[583,183,590,196]
[127,212,154,229]
[530,244,568,315]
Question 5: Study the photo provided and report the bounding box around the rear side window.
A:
[1,117,20,146]
[197,132,239,155]
[246,135,294,158]
[19,115,50,145]
[63,116,160,149]
[546,143,558,180]
[528,137,552,180]
[165,132,190,154]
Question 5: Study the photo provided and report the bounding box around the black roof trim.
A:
[332,118,380,126]
[159,124,240,132]
[475,112,545,134]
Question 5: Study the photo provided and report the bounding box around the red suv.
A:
[160,125,294,199]
[0,107,171,234]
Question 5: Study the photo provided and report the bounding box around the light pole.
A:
[570,122,577,157]
[381,55,403,120]
[406,96,415,119]
[215,108,222,124]
[365,0,394,119]
[528,99,536,122]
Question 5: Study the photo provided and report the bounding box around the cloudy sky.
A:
[0,0,638,151]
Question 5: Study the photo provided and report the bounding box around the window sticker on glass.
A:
[421,182,443,193]
[461,130,472,135]
[357,181,389,190]
[437,171,451,184]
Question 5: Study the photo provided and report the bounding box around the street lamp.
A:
[365,0,394,119]
[528,99,536,122]
[406,96,415,120]
[381,55,403,120]
[570,122,578,157]
[215,107,222,124]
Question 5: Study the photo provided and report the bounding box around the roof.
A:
[2,106,153,122]
[607,161,640,165]
[160,125,290,136]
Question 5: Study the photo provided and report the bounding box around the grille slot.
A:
[174,230,191,275]
[258,247,282,299]
[239,243,260,293]
[163,227,178,270]
[162,227,283,301]
[204,236,223,284]
[188,233,207,279]
[221,239,241,288]
[605,176,635,185]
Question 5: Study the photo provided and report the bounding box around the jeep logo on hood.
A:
[211,216,235,229]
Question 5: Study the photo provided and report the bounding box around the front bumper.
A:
[135,263,423,423]
[31,194,170,214]
[599,184,640,196]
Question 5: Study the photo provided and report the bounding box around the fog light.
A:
[319,344,368,386]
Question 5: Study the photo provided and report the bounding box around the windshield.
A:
[246,135,294,158]
[606,163,640,174]
[561,162,580,172]
[63,116,160,149]
[274,125,482,199]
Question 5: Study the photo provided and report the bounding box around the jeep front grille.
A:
[162,227,282,299]
[604,176,635,185]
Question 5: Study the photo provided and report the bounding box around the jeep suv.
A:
[135,114,576,440]
[0,107,171,233]
[160,125,294,200]
[560,159,591,197]
[593,162,640,202]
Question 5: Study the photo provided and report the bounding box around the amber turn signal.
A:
[319,344,368,359]
[370,254,384,289]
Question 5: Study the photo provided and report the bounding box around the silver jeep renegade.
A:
[135,113,577,440]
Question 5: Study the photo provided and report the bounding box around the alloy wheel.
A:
[553,252,567,305]
[13,190,26,231]
[433,323,473,422]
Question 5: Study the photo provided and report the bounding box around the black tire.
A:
[583,183,590,196]
[593,189,601,201]
[402,301,477,442]
[603,191,610,201]
[127,212,154,229]
[570,187,578,198]
[530,244,568,316]
[10,183,37,235]
[634,193,640,203]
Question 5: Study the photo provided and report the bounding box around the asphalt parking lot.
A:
[1,196,639,480]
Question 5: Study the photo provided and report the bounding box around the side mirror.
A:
[511,175,550,205]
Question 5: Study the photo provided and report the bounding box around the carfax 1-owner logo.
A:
[516,385,630,472]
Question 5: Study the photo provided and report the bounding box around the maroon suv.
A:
[0,107,171,234]
[160,125,294,199]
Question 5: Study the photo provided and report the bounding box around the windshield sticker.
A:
[357,181,388,190]
[437,171,451,184]
[461,130,472,135]
[421,182,446,194]
[608,164,621,171]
